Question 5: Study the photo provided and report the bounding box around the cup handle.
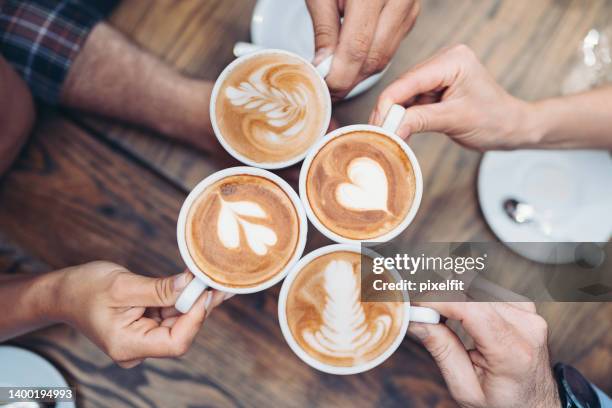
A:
[409,306,440,324]
[233,41,264,57]
[233,42,333,79]
[175,276,208,313]
[382,104,406,135]
[315,54,333,78]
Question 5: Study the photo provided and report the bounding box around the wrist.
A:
[30,269,68,324]
[153,79,215,145]
[510,99,547,149]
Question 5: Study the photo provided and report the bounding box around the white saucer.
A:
[251,0,386,99]
[478,150,612,263]
[0,346,75,408]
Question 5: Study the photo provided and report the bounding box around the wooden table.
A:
[1,0,610,407]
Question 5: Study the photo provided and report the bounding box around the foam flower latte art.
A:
[286,251,404,367]
[215,53,329,164]
[303,260,392,358]
[225,65,309,141]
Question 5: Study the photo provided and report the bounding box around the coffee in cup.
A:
[175,167,308,312]
[211,50,332,169]
[300,106,423,243]
[278,244,439,374]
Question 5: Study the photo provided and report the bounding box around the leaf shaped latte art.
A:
[217,199,278,256]
[225,64,309,143]
[302,260,392,358]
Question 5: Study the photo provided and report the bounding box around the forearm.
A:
[0,271,64,341]
[523,87,612,149]
[60,23,214,148]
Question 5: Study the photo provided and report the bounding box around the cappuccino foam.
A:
[306,130,416,240]
[215,53,329,164]
[186,175,299,288]
[285,251,404,367]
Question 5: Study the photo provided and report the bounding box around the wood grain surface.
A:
[1,0,610,407]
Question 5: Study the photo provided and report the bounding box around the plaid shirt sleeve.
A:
[0,0,118,104]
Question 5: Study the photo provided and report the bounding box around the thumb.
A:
[394,103,455,138]
[408,322,483,405]
[121,271,194,307]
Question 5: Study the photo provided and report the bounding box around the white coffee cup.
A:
[209,44,333,169]
[278,244,440,375]
[175,166,308,313]
[299,104,423,244]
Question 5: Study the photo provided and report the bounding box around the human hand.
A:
[54,261,229,368]
[409,302,560,408]
[306,0,420,100]
[370,45,537,151]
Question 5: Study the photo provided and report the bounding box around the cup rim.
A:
[299,125,424,244]
[177,166,308,294]
[277,243,411,375]
[209,48,332,169]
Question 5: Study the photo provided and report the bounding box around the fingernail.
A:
[380,99,394,122]
[313,48,332,65]
[408,323,429,341]
[372,110,381,125]
[203,291,213,311]
[397,122,412,139]
[223,292,235,301]
[173,272,190,293]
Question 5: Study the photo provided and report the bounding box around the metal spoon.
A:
[503,198,605,268]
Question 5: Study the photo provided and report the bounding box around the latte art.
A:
[306,130,416,240]
[225,65,308,139]
[186,175,299,288]
[215,53,330,164]
[286,251,404,367]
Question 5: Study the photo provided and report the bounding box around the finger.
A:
[115,271,193,308]
[409,322,484,405]
[128,291,211,359]
[413,302,511,351]
[160,305,182,320]
[207,290,234,316]
[361,0,413,76]
[326,0,384,98]
[394,101,457,137]
[306,0,341,64]
[372,48,460,125]
[118,359,144,369]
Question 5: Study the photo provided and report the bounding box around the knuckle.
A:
[529,315,549,342]
[427,339,452,364]
[347,34,371,62]
[106,342,125,362]
[363,51,389,75]
[515,340,536,366]
[451,43,477,60]
[171,339,191,357]
[154,277,172,304]
[313,22,337,44]
[411,108,429,132]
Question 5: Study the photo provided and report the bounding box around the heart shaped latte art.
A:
[217,200,278,256]
[335,157,389,212]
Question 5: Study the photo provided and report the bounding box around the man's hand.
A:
[409,302,560,408]
[54,261,229,368]
[370,44,535,151]
[307,0,420,100]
